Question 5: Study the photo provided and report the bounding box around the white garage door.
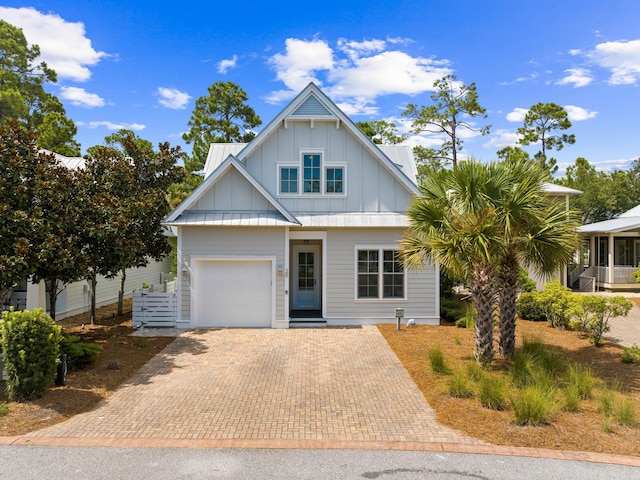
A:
[192,260,272,327]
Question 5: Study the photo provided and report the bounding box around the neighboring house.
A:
[164,83,439,328]
[2,151,172,319]
[577,204,640,291]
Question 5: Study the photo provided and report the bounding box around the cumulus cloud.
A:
[157,87,191,109]
[60,87,105,107]
[506,108,529,122]
[587,39,640,85]
[0,7,107,82]
[78,121,146,131]
[483,130,520,149]
[217,55,238,74]
[564,105,597,121]
[266,37,452,113]
[556,68,593,87]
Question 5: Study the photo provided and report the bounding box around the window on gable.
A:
[357,249,405,300]
[280,167,298,194]
[303,154,321,193]
[326,167,344,194]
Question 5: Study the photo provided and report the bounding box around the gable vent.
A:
[291,95,332,116]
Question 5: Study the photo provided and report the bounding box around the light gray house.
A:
[164,83,439,328]
[577,204,640,291]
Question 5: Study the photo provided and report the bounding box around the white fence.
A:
[132,290,177,328]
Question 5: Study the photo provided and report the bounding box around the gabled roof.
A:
[236,83,420,196]
[41,149,86,170]
[164,155,299,226]
[203,143,246,177]
[579,204,640,234]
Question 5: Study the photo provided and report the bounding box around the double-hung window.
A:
[356,248,405,300]
[278,151,346,196]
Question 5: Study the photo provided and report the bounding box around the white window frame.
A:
[277,150,346,197]
[277,163,299,195]
[354,245,407,302]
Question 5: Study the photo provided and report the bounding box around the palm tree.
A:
[400,161,507,367]
[494,160,579,359]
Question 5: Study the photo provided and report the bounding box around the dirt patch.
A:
[0,299,174,436]
[379,320,640,456]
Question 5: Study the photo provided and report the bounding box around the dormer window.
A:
[278,150,346,196]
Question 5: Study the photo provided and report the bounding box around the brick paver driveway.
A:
[24,326,482,447]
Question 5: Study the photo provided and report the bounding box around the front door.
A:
[292,244,321,310]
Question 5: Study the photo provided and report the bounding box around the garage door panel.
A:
[193,260,272,328]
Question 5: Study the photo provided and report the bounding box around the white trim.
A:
[290,231,327,318]
[284,227,290,322]
[176,226,183,324]
[354,244,408,302]
[190,255,277,328]
[325,165,347,196]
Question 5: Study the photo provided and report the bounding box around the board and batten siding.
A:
[179,226,286,326]
[242,121,412,214]
[323,228,438,323]
[192,167,277,212]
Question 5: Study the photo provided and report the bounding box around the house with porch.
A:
[164,83,439,328]
[577,204,640,291]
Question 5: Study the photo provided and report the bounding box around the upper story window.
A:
[278,151,346,196]
[303,154,321,193]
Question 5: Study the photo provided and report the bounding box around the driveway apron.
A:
[24,326,482,445]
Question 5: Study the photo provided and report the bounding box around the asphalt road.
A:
[1,446,637,479]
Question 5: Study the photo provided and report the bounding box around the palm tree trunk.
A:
[471,263,495,367]
[498,256,519,360]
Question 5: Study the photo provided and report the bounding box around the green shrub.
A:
[0,309,63,401]
[428,345,451,374]
[60,334,101,370]
[478,377,507,410]
[518,268,537,293]
[510,384,556,426]
[455,305,475,329]
[621,344,640,364]
[440,298,464,323]
[447,372,473,398]
[0,403,8,417]
[516,292,546,321]
[539,281,582,329]
[579,296,633,347]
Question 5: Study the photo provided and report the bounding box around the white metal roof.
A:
[579,204,640,234]
[203,143,246,177]
[542,183,582,195]
[377,145,418,185]
[41,149,86,170]
[165,211,297,227]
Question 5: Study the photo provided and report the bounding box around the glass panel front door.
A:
[291,244,321,310]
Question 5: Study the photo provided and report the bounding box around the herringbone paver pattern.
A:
[26,326,482,444]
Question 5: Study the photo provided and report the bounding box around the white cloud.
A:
[556,68,593,87]
[78,121,146,131]
[266,37,452,112]
[267,38,335,100]
[59,87,105,107]
[0,7,107,82]
[588,39,640,85]
[217,55,238,74]
[157,87,191,109]
[564,105,598,121]
[506,108,529,122]
[483,130,520,149]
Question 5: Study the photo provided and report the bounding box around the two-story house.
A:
[164,83,439,328]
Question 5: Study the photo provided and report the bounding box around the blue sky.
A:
[2,1,639,175]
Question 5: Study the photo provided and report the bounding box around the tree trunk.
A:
[471,263,496,367]
[498,256,519,360]
[90,273,97,325]
[48,278,58,321]
[118,268,126,316]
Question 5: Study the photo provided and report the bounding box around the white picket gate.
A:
[132,290,177,328]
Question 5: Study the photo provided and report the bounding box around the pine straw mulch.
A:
[379,319,640,457]
[0,299,175,436]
